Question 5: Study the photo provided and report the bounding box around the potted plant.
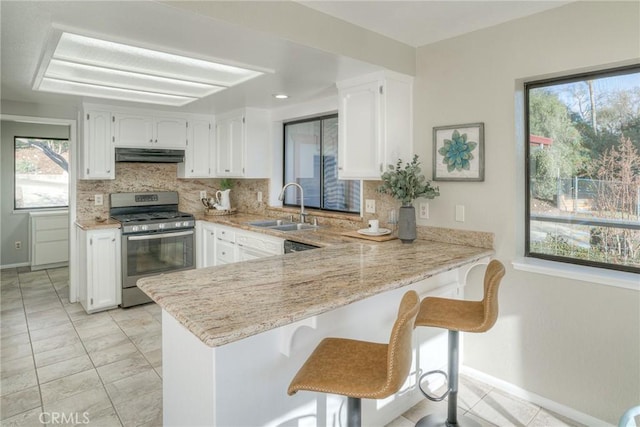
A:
[378,155,439,243]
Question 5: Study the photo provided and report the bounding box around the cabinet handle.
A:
[149,139,153,143]
[338,166,343,171]
[112,238,115,242]
[379,163,383,172]
[106,170,110,173]
[155,139,158,143]
[222,251,226,255]
[191,169,194,173]
[225,169,230,172]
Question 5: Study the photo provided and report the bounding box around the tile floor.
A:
[1,266,580,427]
[1,267,162,426]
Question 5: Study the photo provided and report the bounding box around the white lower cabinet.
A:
[78,226,121,313]
[196,221,284,267]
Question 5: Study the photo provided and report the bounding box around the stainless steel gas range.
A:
[110,191,195,308]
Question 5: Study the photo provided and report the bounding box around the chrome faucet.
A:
[278,182,306,223]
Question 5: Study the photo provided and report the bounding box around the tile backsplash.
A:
[76,163,269,221]
[77,164,492,249]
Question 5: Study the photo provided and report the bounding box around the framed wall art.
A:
[433,122,484,181]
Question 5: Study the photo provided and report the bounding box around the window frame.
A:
[14,135,70,211]
[282,113,360,215]
[524,64,640,274]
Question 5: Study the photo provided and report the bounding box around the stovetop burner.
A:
[109,191,195,234]
[112,211,193,223]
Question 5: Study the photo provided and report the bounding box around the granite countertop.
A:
[75,218,121,230]
[138,240,493,348]
[193,212,362,247]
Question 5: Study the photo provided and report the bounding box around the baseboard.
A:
[0,262,30,270]
[461,366,614,427]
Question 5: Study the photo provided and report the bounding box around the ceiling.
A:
[299,1,572,48]
[1,1,570,115]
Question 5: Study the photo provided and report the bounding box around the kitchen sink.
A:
[269,223,318,232]
[247,219,292,227]
[247,219,319,232]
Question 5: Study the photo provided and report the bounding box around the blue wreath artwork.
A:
[438,129,477,172]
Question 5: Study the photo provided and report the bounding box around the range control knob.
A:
[158,223,166,230]
[175,222,181,227]
[131,225,139,233]
[182,221,189,227]
[141,225,149,231]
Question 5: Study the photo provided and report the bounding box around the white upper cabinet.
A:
[113,113,187,149]
[178,118,215,178]
[337,71,413,180]
[80,109,115,180]
[215,108,270,178]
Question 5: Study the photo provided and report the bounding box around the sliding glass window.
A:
[283,115,360,213]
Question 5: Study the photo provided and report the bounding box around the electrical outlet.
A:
[15,241,21,250]
[199,191,207,200]
[365,199,376,214]
[419,202,429,219]
[94,194,103,206]
[455,205,465,222]
[257,191,263,202]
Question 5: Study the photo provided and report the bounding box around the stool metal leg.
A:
[415,330,481,427]
[347,397,361,427]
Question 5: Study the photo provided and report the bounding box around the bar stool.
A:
[288,290,420,427]
[416,260,505,427]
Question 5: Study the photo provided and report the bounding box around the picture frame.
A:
[432,122,484,181]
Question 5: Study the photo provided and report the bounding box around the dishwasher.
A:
[284,240,320,253]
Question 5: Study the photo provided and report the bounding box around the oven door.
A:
[122,229,195,289]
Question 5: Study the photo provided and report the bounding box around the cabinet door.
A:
[338,80,382,179]
[87,229,120,311]
[216,114,244,177]
[155,118,187,148]
[215,240,236,265]
[200,224,217,268]
[83,110,114,179]
[113,114,154,147]
[184,120,213,178]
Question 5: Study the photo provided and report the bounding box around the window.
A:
[14,137,69,210]
[283,115,360,213]
[525,66,640,273]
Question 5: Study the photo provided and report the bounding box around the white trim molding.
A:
[462,366,614,427]
[512,257,639,292]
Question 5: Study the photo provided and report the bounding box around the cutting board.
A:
[341,230,397,242]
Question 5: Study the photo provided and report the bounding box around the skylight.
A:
[33,32,265,106]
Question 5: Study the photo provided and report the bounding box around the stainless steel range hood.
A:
[115,148,185,163]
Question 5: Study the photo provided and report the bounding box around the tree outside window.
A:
[526,66,640,273]
[15,137,69,209]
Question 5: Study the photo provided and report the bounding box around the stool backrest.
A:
[479,260,506,332]
[380,290,420,398]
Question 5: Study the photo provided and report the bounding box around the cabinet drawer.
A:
[236,234,283,255]
[216,227,235,243]
[216,240,235,264]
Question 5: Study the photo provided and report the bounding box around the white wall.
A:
[414,2,639,423]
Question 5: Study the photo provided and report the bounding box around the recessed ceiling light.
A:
[273,94,289,99]
[33,32,268,106]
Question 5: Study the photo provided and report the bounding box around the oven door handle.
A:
[126,230,194,241]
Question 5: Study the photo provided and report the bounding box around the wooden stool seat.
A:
[288,290,420,427]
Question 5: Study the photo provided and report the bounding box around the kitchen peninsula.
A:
[138,231,493,426]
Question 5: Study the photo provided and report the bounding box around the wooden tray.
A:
[340,230,397,242]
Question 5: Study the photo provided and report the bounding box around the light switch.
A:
[455,205,465,222]
[94,194,103,206]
